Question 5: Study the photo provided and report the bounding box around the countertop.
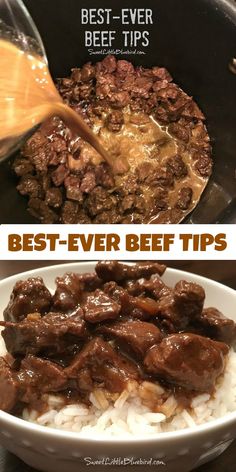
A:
[0,260,235,471]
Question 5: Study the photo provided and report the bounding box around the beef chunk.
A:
[12,157,34,177]
[98,320,162,358]
[23,141,51,172]
[195,155,213,177]
[94,163,115,189]
[19,356,67,396]
[144,333,228,392]
[136,162,154,183]
[64,175,83,202]
[45,188,63,208]
[75,272,102,292]
[65,337,139,393]
[1,312,88,357]
[51,165,69,186]
[61,201,80,224]
[50,135,67,153]
[83,289,121,323]
[106,110,124,132]
[17,175,41,197]
[53,273,83,312]
[109,91,130,108]
[131,77,153,98]
[104,281,159,320]
[96,261,166,282]
[157,280,205,332]
[119,174,138,196]
[81,63,95,82]
[166,155,188,179]
[152,67,172,81]
[72,83,93,101]
[168,122,190,142]
[0,358,19,412]
[197,308,236,346]
[80,171,96,194]
[116,60,134,78]
[156,208,182,224]
[174,280,205,318]
[86,187,117,217]
[4,277,52,323]
[151,189,168,212]
[98,55,117,74]
[28,198,58,224]
[126,275,171,300]
[175,187,193,210]
[147,167,174,188]
[183,101,204,120]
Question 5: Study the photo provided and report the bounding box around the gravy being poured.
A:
[0,39,119,170]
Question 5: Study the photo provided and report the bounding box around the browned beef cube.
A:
[3,277,52,323]
[116,60,134,77]
[197,308,236,346]
[52,273,83,312]
[98,320,162,358]
[96,261,166,282]
[77,273,103,291]
[80,171,96,194]
[17,175,41,197]
[85,187,118,217]
[51,164,69,186]
[61,201,80,224]
[45,188,63,208]
[0,358,19,412]
[168,122,190,142]
[28,198,58,224]
[99,55,117,73]
[106,110,124,132]
[166,155,188,179]
[1,312,88,357]
[64,175,83,201]
[104,281,159,320]
[175,187,193,210]
[195,155,213,177]
[94,163,115,189]
[125,275,171,300]
[83,290,121,323]
[174,280,205,318]
[80,63,96,82]
[19,356,67,396]
[12,157,34,176]
[156,280,205,332]
[144,333,228,392]
[65,337,139,394]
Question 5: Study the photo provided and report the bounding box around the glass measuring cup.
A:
[0,0,48,160]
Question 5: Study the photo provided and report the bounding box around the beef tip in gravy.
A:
[3,277,52,322]
[144,333,228,392]
[13,55,212,224]
[0,261,235,415]
[65,337,140,394]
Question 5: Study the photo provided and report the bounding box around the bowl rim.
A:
[0,261,235,443]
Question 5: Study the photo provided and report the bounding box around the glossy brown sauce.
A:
[89,108,207,223]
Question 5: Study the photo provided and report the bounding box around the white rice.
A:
[23,350,236,437]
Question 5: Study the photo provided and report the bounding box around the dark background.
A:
[0,260,235,471]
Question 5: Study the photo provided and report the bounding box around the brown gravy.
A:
[0,40,113,166]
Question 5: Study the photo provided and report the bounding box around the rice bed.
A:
[23,350,236,437]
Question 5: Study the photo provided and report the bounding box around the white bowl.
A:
[0,262,235,472]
